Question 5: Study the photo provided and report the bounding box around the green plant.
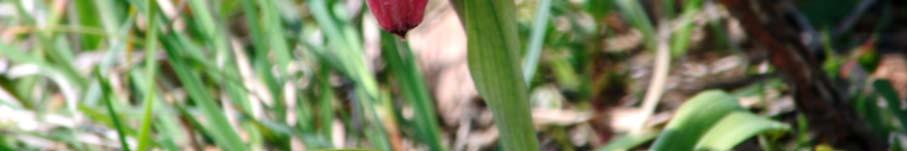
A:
[602,90,790,151]
[456,0,541,150]
[4,0,896,150]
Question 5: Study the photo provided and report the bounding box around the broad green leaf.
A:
[651,90,742,150]
[461,0,540,150]
[695,112,790,150]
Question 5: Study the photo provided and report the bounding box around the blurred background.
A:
[0,0,905,150]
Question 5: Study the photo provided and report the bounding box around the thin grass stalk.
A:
[136,0,159,150]
[379,32,445,150]
[461,0,540,150]
[522,0,553,83]
[97,72,132,151]
[129,71,183,151]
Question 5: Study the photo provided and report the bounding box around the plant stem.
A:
[380,32,446,150]
[136,0,159,150]
[522,0,553,83]
[97,72,131,151]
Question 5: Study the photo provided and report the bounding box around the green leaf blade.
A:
[695,112,790,150]
[461,0,540,150]
[651,90,742,150]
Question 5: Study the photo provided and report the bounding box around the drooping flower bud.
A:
[366,0,428,37]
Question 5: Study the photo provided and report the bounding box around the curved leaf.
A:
[695,112,790,150]
[651,90,742,150]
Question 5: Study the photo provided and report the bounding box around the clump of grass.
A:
[4,0,899,150]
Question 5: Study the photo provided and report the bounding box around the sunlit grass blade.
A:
[522,0,553,83]
[136,0,160,150]
[130,71,184,151]
[159,33,247,151]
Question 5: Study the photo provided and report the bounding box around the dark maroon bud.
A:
[366,0,428,37]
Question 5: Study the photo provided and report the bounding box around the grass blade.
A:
[159,33,247,151]
[380,32,445,150]
[239,0,286,121]
[96,71,132,151]
[522,0,553,83]
[187,0,256,118]
[136,0,160,150]
[615,0,655,48]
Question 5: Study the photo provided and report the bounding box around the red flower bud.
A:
[366,0,428,37]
